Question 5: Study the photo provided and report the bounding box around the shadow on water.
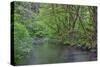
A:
[25,37,97,65]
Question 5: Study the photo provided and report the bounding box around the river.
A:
[24,37,97,65]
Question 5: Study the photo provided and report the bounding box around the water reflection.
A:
[26,38,97,65]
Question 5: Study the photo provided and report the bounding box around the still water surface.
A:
[25,38,97,65]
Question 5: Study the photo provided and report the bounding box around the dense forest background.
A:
[11,2,97,65]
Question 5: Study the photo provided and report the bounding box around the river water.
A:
[25,37,97,65]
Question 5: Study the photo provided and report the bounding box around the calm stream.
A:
[25,37,97,65]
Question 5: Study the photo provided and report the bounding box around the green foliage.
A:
[37,4,97,48]
[14,22,32,64]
